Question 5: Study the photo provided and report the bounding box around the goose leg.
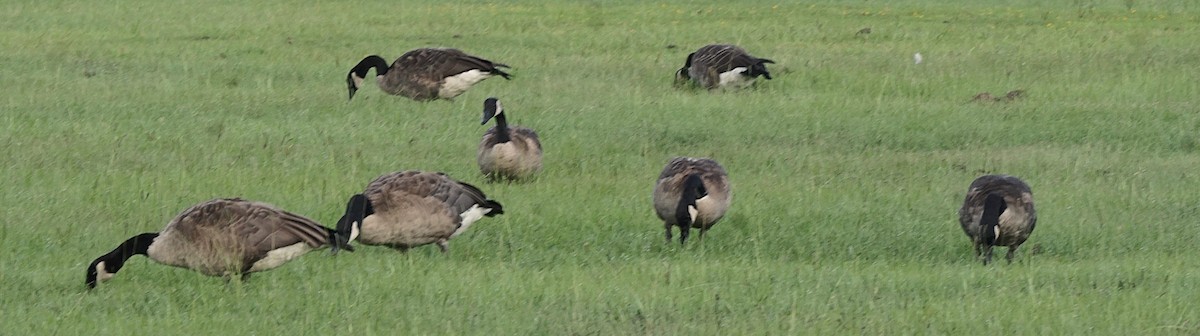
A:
[1006,244,1021,264]
[221,272,251,285]
[981,244,994,265]
[679,225,690,245]
[436,239,449,253]
[972,241,984,264]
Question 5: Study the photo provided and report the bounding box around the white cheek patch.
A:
[993,225,1001,238]
[687,205,699,224]
[351,74,365,89]
[349,220,361,242]
[96,261,115,282]
[453,204,492,237]
[439,70,491,99]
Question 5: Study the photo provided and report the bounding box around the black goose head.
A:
[346,55,389,101]
[674,52,696,85]
[481,97,505,125]
[673,174,706,244]
[979,193,1007,246]
[85,232,157,289]
[334,194,373,253]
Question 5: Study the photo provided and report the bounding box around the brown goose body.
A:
[674,44,774,90]
[957,174,1038,264]
[346,48,512,101]
[477,98,542,182]
[85,198,344,288]
[344,171,503,252]
[653,157,732,243]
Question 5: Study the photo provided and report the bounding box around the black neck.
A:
[979,193,1006,245]
[674,175,705,225]
[493,113,511,143]
[105,233,156,270]
[676,53,695,81]
[334,194,373,253]
[352,55,390,77]
[86,232,156,288]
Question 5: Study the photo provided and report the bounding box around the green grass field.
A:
[3,0,1199,334]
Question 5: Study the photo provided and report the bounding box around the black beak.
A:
[329,230,354,255]
[481,109,496,125]
[346,74,359,101]
[85,260,101,290]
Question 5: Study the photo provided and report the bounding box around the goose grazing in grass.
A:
[957,174,1038,265]
[478,97,542,182]
[674,44,774,90]
[85,198,351,289]
[346,48,512,101]
[653,157,732,244]
[335,171,504,253]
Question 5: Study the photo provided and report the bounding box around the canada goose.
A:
[346,48,512,101]
[971,90,1025,103]
[957,175,1038,265]
[85,198,352,289]
[971,92,995,102]
[653,157,732,244]
[334,171,504,253]
[1004,89,1026,101]
[674,44,774,90]
[478,97,542,182]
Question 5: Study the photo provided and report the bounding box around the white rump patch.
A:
[96,261,115,282]
[439,70,491,99]
[717,67,754,89]
[248,242,312,272]
[453,204,492,237]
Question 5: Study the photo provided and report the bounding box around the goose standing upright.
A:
[346,48,512,101]
[335,171,504,253]
[674,44,774,90]
[957,174,1038,264]
[478,97,542,182]
[85,198,351,289]
[653,157,732,244]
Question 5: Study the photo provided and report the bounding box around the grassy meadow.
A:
[3,0,1200,334]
